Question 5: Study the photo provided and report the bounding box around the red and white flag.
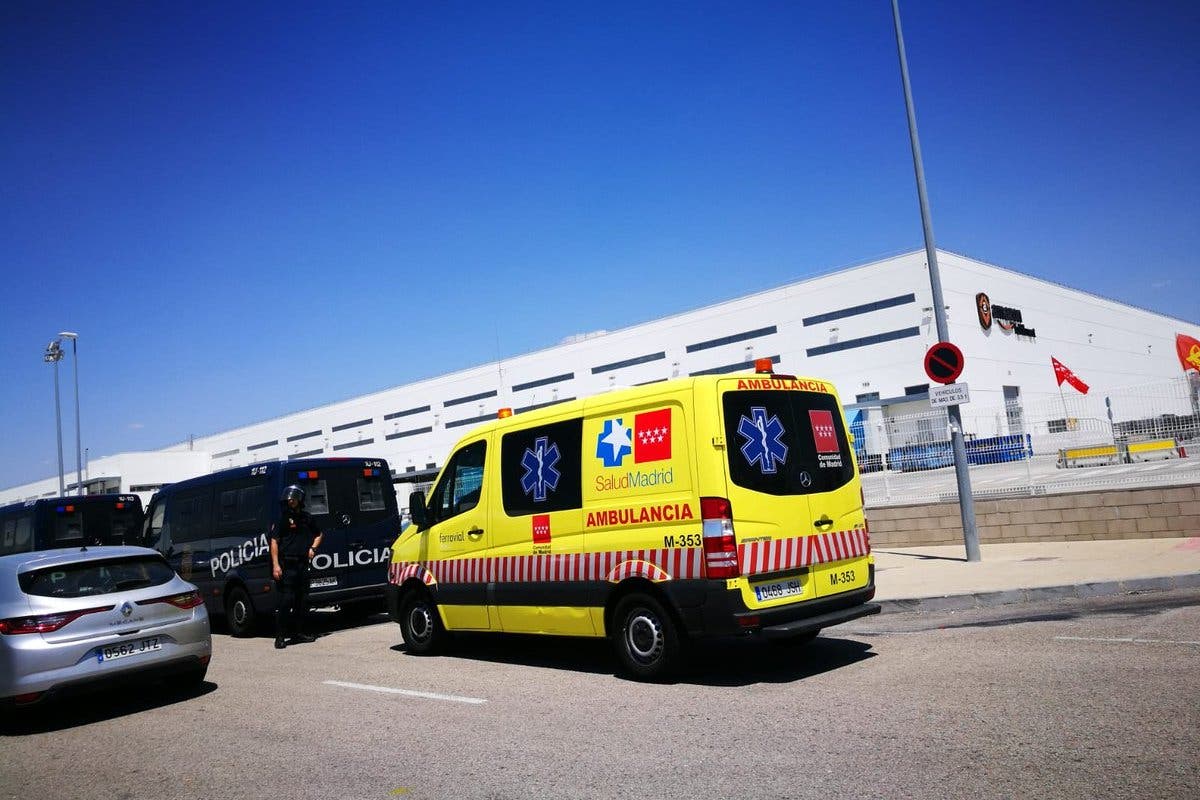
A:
[1177,333,1200,373]
[1051,356,1089,394]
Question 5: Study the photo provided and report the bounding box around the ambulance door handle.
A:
[813,516,834,530]
[467,527,485,539]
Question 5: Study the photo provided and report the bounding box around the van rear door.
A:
[717,377,868,609]
[287,462,397,597]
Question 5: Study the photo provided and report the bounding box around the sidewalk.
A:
[871,536,1200,613]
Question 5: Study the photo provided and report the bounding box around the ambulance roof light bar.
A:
[497,408,513,419]
[752,358,796,380]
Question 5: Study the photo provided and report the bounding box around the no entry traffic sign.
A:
[924,341,964,385]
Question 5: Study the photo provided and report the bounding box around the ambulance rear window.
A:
[722,390,854,496]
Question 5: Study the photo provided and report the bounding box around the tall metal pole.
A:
[891,0,980,561]
[61,332,83,495]
[44,339,66,496]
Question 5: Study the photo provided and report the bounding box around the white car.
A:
[0,546,212,708]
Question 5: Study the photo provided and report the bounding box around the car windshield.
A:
[19,555,176,599]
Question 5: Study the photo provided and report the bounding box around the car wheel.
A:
[612,593,682,681]
[225,585,257,638]
[399,591,446,655]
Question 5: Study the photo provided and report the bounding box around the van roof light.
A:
[498,408,513,419]
[754,358,774,374]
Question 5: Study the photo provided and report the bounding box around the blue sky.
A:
[2,0,1197,489]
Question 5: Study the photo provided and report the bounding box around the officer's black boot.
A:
[274,610,287,649]
[290,606,315,644]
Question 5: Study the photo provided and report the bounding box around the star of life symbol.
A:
[737,406,788,474]
[521,436,562,502]
[595,418,632,467]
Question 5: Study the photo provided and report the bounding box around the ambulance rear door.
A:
[716,377,860,610]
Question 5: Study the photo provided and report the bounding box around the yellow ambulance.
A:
[386,360,879,679]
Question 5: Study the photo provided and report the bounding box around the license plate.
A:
[310,576,338,588]
[97,637,160,663]
[752,577,803,602]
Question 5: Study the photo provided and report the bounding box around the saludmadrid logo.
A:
[594,467,674,492]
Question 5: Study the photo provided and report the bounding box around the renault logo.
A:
[121,601,133,617]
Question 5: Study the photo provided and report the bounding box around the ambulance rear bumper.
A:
[665,565,878,639]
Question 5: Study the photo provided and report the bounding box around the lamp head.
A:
[43,340,64,362]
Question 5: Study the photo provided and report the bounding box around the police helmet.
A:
[282,485,305,505]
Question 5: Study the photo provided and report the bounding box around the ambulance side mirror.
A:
[409,491,428,530]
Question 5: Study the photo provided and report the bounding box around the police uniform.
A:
[269,494,322,648]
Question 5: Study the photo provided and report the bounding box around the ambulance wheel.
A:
[613,593,681,681]
[399,591,446,655]
[225,586,257,638]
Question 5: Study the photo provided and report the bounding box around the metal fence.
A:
[857,375,1200,507]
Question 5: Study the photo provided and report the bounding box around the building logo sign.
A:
[976,293,992,330]
[977,291,1036,339]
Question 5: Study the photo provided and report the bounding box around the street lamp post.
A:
[891,0,980,561]
[43,339,66,496]
[59,332,82,495]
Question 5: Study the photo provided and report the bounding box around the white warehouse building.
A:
[4,249,1198,506]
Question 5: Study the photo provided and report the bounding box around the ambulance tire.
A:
[613,593,682,681]
[225,585,258,638]
[399,590,447,656]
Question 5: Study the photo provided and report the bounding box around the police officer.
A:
[268,485,323,649]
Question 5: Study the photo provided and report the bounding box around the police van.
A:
[387,361,880,679]
[0,495,144,555]
[145,458,399,636]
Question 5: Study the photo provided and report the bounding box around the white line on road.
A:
[323,680,488,705]
[1054,636,1200,646]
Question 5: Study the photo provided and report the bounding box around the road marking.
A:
[1054,636,1200,646]
[323,680,487,704]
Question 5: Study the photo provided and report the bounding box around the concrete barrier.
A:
[1126,438,1181,463]
[1057,443,1122,468]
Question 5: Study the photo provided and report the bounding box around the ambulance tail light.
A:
[700,497,739,579]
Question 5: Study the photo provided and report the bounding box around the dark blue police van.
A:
[0,495,144,555]
[143,458,398,636]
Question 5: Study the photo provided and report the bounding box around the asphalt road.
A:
[3,590,1198,800]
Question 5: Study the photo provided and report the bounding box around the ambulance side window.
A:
[500,418,583,516]
[426,441,487,525]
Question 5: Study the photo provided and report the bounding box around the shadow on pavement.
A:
[1,680,217,737]
[873,549,967,563]
[212,606,389,639]
[389,632,876,686]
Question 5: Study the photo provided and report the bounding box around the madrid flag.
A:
[1051,356,1089,394]
[1177,333,1200,373]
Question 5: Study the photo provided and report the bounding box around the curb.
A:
[876,572,1200,614]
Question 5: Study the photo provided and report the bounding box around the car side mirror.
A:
[409,491,428,530]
